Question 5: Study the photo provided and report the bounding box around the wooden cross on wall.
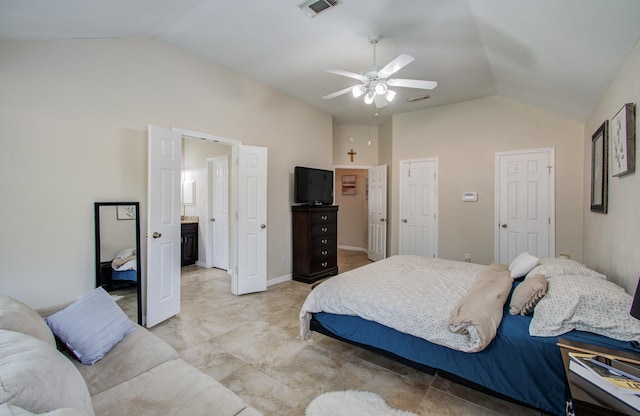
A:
[348,148,357,162]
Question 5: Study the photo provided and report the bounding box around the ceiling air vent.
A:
[298,0,341,18]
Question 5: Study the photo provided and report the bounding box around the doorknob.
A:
[380,218,386,222]
[210,218,216,222]
[152,232,162,239]
[402,219,408,223]
[501,224,507,228]
[260,224,266,229]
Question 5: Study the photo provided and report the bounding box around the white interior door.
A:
[399,159,438,257]
[495,148,555,264]
[367,164,387,261]
[211,155,229,270]
[147,125,181,328]
[233,145,267,295]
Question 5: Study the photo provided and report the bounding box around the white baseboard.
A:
[268,274,292,286]
[338,245,367,253]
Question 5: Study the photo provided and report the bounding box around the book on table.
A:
[569,352,640,411]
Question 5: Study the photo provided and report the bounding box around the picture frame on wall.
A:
[341,175,356,195]
[117,205,137,220]
[610,102,636,177]
[590,121,608,213]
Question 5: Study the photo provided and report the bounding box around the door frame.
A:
[173,128,241,285]
[494,147,555,262]
[333,164,373,253]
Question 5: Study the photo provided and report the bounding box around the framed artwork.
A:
[590,121,608,213]
[117,205,137,220]
[610,103,636,177]
[341,175,356,195]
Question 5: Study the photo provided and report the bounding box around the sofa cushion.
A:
[0,295,55,347]
[0,330,94,415]
[71,324,178,396]
[45,287,134,365]
[91,359,250,416]
[0,404,83,416]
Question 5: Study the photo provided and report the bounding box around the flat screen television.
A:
[294,166,333,205]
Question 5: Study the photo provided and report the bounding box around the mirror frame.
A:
[94,202,142,324]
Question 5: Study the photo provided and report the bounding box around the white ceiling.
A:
[2,0,640,125]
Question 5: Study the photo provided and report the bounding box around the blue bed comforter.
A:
[312,293,640,415]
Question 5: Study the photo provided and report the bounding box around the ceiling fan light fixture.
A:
[374,82,388,95]
[385,90,396,102]
[364,91,375,105]
[352,85,366,98]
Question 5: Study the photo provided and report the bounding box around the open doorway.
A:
[181,138,231,271]
[334,168,368,253]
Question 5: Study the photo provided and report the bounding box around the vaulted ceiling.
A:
[2,0,640,125]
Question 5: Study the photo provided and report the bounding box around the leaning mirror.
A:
[94,202,142,324]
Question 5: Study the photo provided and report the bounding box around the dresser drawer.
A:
[310,257,337,273]
[311,235,335,249]
[311,222,335,236]
[310,244,336,258]
[310,211,337,224]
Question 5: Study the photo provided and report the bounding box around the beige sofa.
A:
[0,294,261,416]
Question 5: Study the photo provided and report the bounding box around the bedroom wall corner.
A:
[583,38,640,294]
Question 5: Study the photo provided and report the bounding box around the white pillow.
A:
[45,287,134,365]
[508,252,539,278]
[530,275,640,341]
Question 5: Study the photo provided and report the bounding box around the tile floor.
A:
[120,250,549,415]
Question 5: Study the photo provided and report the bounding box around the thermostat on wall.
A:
[462,192,478,202]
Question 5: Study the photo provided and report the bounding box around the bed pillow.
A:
[525,258,606,280]
[529,275,640,341]
[45,287,134,365]
[0,295,55,347]
[509,274,547,315]
[508,252,539,278]
[0,330,94,415]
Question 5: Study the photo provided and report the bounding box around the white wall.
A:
[389,96,585,265]
[583,39,640,294]
[0,38,332,308]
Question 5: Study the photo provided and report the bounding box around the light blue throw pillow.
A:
[45,287,134,365]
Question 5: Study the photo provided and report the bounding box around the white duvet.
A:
[299,255,490,352]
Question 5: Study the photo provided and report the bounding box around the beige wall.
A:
[388,96,585,265]
[583,39,640,294]
[0,38,332,308]
[333,125,379,167]
[334,168,368,250]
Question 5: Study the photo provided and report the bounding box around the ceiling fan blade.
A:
[377,54,415,79]
[374,94,388,108]
[322,86,355,100]
[387,78,438,90]
[325,69,369,83]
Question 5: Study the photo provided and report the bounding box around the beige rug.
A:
[306,390,418,416]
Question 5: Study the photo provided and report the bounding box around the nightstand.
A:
[559,337,640,416]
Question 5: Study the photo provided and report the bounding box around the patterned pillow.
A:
[525,258,606,280]
[529,275,640,341]
[45,287,134,365]
[509,274,548,315]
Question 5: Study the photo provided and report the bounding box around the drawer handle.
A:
[321,239,328,244]
[321,250,328,255]
[321,227,328,233]
[321,215,328,221]
[321,261,328,267]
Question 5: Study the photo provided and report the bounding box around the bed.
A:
[111,248,137,283]
[299,255,640,415]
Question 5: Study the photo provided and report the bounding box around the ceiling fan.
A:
[323,35,437,108]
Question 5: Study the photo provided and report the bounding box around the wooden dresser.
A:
[292,205,338,283]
